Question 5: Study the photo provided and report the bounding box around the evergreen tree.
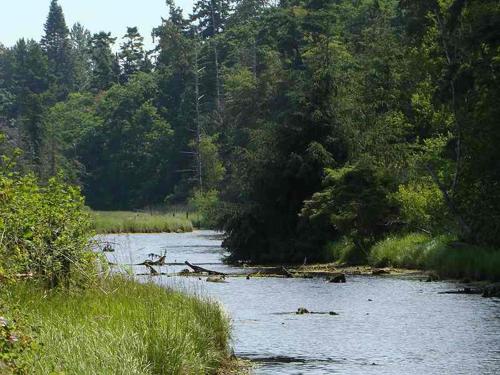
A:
[89,32,117,92]
[191,0,233,38]
[41,0,74,97]
[119,27,146,82]
[70,23,92,91]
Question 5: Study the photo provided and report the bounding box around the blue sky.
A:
[0,0,194,50]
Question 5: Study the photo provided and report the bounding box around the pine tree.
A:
[41,0,74,97]
[191,0,233,38]
[119,27,146,82]
[89,32,117,92]
[70,23,92,91]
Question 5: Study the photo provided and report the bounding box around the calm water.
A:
[100,231,500,375]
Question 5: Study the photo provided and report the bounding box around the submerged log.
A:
[185,261,226,276]
[439,287,482,295]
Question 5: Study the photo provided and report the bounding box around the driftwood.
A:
[185,261,226,276]
[249,266,293,278]
[137,255,166,267]
[145,263,159,276]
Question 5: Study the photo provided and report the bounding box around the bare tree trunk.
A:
[210,1,223,112]
[194,40,203,192]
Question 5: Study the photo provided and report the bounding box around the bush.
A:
[189,190,220,229]
[0,146,95,288]
[0,304,36,374]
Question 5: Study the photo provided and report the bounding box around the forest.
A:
[1,0,499,268]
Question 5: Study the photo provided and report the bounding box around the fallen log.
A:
[137,255,166,267]
[249,266,293,278]
[185,261,226,276]
[145,263,159,276]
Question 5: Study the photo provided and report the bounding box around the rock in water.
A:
[328,274,346,283]
[296,307,310,314]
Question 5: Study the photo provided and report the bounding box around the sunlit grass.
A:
[369,233,500,280]
[7,277,231,374]
[91,211,196,234]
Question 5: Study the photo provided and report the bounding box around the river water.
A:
[101,231,500,375]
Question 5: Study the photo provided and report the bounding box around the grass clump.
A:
[91,211,194,234]
[325,237,361,264]
[369,233,500,280]
[4,277,231,374]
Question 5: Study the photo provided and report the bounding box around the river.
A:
[100,230,500,375]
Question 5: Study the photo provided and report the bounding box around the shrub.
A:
[189,190,220,229]
[0,143,95,288]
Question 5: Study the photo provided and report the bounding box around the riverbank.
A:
[91,210,195,234]
[296,233,500,282]
[2,277,235,374]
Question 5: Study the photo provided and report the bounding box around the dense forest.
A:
[1,0,499,265]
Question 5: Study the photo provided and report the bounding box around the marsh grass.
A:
[7,277,231,374]
[91,211,196,234]
[369,233,500,280]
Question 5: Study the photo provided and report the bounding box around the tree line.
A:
[0,0,499,263]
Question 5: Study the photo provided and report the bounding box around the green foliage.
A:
[1,0,499,270]
[0,306,36,375]
[4,277,231,374]
[189,190,220,228]
[324,237,359,265]
[199,135,225,191]
[0,141,95,287]
[393,180,447,233]
[89,32,117,92]
[81,73,173,209]
[302,165,397,260]
[369,233,500,281]
[41,0,74,98]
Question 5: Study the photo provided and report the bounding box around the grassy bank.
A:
[369,233,500,281]
[326,233,500,281]
[3,277,231,374]
[91,211,195,234]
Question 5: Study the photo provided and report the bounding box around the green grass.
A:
[91,211,195,234]
[5,277,231,374]
[369,233,500,280]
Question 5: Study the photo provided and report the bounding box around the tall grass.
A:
[91,211,195,234]
[369,233,500,280]
[7,277,231,374]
